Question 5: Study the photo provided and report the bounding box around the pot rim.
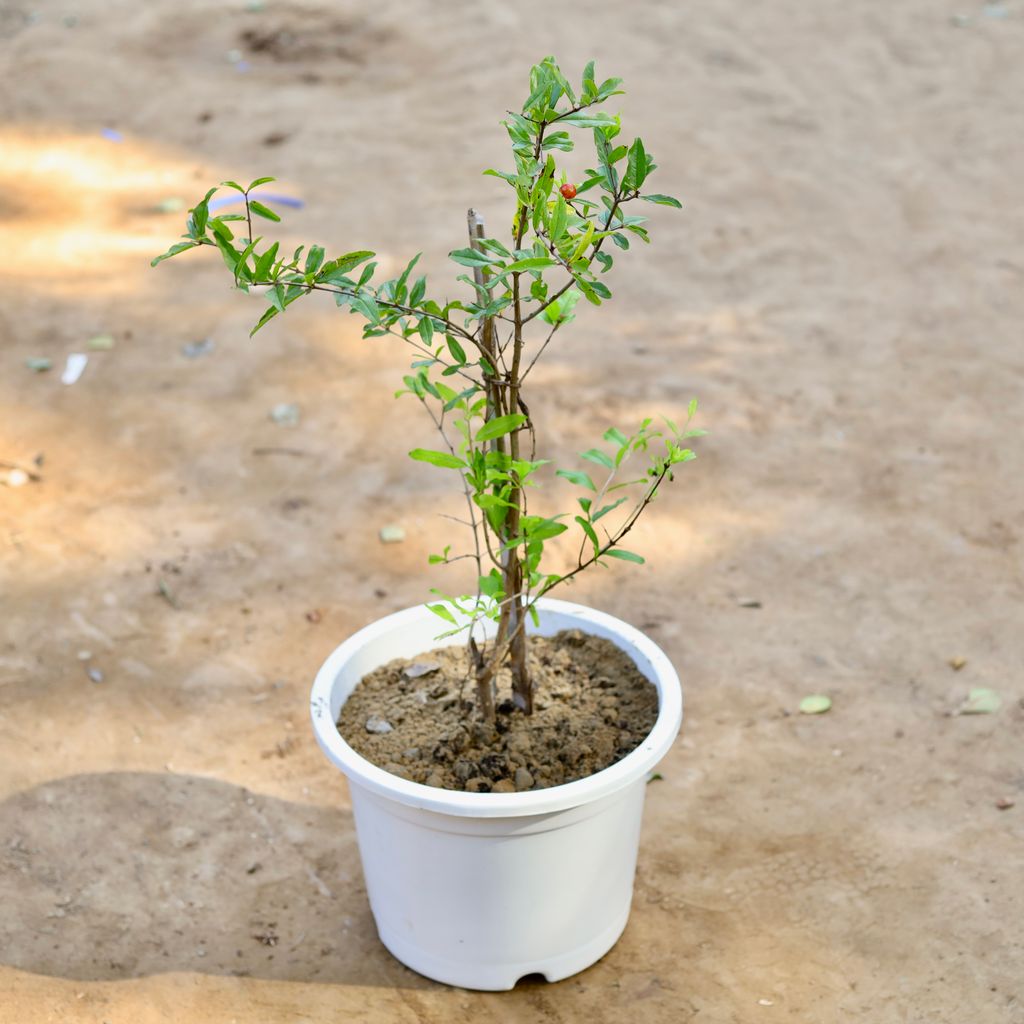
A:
[309,597,683,818]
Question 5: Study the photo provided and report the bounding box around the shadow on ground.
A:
[0,771,436,989]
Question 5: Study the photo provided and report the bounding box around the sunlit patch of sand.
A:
[0,129,219,289]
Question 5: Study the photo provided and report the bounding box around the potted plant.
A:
[154,56,698,990]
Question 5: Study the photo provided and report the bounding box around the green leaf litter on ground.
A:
[25,357,53,372]
[799,694,832,715]
[87,334,115,350]
[960,688,1000,715]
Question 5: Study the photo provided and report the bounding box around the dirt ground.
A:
[2,1,1023,1021]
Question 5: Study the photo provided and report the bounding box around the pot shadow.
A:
[0,771,435,989]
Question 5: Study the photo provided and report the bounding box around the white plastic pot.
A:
[309,597,683,990]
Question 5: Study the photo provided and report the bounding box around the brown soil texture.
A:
[2,1,1024,1022]
[337,630,660,792]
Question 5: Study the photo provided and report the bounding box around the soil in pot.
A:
[336,629,659,792]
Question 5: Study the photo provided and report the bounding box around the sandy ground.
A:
[2,0,1023,1021]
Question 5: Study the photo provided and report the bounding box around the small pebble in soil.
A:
[365,715,393,734]
[182,338,215,359]
[995,797,1015,811]
[269,402,300,426]
[403,661,441,679]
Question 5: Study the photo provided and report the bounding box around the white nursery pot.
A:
[309,597,683,991]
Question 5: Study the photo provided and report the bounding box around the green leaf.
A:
[483,168,518,184]
[605,548,645,564]
[320,250,376,281]
[478,237,512,258]
[668,446,696,465]
[247,176,276,190]
[446,335,467,363]
[211,231,239,271]
[249,199,281,222]
[799,694,832,715]
[625,138,648,191]
[575,276,601,306]
[220,180,246,193]
[596,76,624,101]
[209,218,234,242]
[571,221,595,261]
[449,247,502,268]
[503,257,556,273]
[418,316,434,346]
[604,427,628,446]
[640,194,682,208]
[409,449,465,469]
[305,245,325,275]
[476,413,527,443]
[265,283,286,312]
[960,688,1001,715]
[350,292,380,323]
[427,603,458,626]
[394,252,420,301]
[150,241,199,267]
[575,515,600,557]
[189,190,214,237]
[556,469,596,490]
[581,448,614,469]
[479,571,504,600]
[592,497,627,522]
[582,59,597,100]
[249,305,279,337]
[558,111,617,129]
[525,518,568,542]
[550,195,569,241]
[232,236,262,283]
[253,241,279,280]
[540,287,582,327]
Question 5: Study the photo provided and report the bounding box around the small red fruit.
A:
[559,183,577,200]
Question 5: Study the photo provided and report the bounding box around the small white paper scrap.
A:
[61,353,89,385]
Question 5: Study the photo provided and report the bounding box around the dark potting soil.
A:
[336,629,659,792]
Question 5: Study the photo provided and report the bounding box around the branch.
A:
[520,322,560,383]
[536,464,671,601]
